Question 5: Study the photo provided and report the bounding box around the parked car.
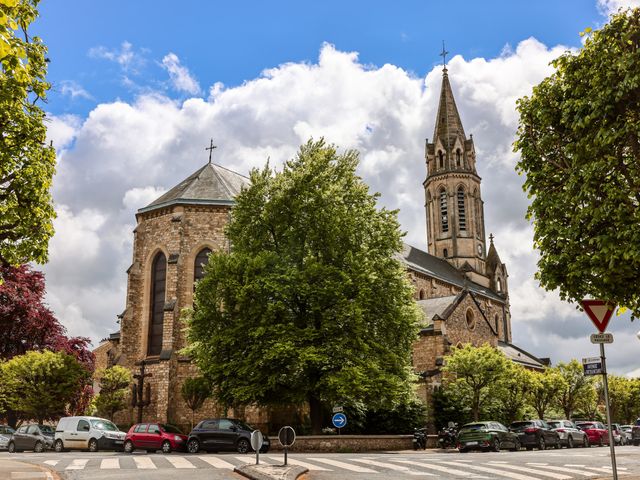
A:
[575,421,609,447]
[54,416,126,452]
[621,425,633,444]
[8,424,54,453]
[186,418,269,454]
[547,420,589,448]
[0,425,15,451]
[632,419,640,446]
[456,421,520,453]
[509,420,560,450]
[607,424,625,445]
[124,423,187,453]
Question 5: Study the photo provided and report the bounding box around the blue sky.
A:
[36,0,640,374]
[38,0,601,117]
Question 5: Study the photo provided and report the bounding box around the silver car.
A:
[621,425,633,444]
[0,425,15,450]
[547,420,589,448]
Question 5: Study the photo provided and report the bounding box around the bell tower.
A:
[424,60,488,286]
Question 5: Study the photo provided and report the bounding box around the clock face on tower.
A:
[477,244,483,256]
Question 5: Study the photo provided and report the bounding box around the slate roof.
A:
[498,341,545,370]
[139,163,250,213]
[397,243,505,303]
[417,295,458,326]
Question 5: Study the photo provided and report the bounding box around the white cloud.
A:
[88,41,145,74]
[161,53,201,95]
[46,114,81,150]
[597,0,640,15]
[43,41,640,373]
[59,80,93,100]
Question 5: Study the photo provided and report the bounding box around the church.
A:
[94,65,545,431]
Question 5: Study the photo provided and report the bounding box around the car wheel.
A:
[554,436,561,449]
[237,438,250,454]
[567,436,574,449]
[526,446,533,451]
[598,436,604,447]
[538,436,546,451]
[492,438,501,452]
[8,442,15,453]
[459,448,468,453]
[34,441,44,453]
[161,441,172,454]
[583,436,590,448]
[511,439,521,452]
[54,440,64,453]
[88,438,99,452]
[187,438,200,454]
[124,440,134,453]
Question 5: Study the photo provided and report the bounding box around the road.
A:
[2,446,639,479]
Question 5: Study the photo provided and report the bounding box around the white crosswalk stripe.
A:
[99,458,120,469]
[266,456,332,471]
[484,462,571,479]
[43,461,58,466]
[525,465,597,477]
[132,456,157,469]
[234,456,274,464]
[197,456,236,469]
[350,458,435,476]
[585,466,629,475]
[308,457,378,473]
[440,461,543,480]
[65,459,88,470]
[393,459,488,477]
[164,456,196,469]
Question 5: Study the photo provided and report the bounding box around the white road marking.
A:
[488,461,509,464]
[10,473,47,479]
[485,462,571,479]
[394,459,488,478]
[308,457,378,473]
[563,464,585,467]
[165,456,196,469]
[234,456,273,464]
[526,463,549,466]
[350,458,435,476]
[441,461,544,480]
[100,458,120,469]
[266,456,331,471]
[197,456,236,469]
[132,456,156,469]
[585,466,629,474]
[65,459,88,470]
[43,461,58,466]
[535,465,597,476]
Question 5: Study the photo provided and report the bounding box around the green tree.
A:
[527,367,568,419]
[0,0,56,267]
[3,350,88,423]
[181,376,211,430]
[514,9,640,318]
[94,366,132,421]
[555,360,594,419]
[496,362,535,425]
[186,139,421,434]
[442,343,510,421]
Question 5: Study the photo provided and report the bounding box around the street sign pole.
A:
[600,342,618,480]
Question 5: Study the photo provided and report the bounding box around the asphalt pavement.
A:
[2,445,639,479]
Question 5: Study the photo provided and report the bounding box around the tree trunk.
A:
[7,409,17,429]
[191,409,195,431]
[309,394,323,435]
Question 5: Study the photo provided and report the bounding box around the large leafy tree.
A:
[0,0,56,267]
[514,8,640,318]
[186,139,421,434]
[527,367,567,419]
[181,376,211,430]
[95,366,132,421]
[496,362,535,425]
[554,360,595,419]
[1,350,89,423]
[441,343,511,421]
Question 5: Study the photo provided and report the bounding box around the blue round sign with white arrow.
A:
[332,412,347,429]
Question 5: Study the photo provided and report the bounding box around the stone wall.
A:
[267,435,414,452]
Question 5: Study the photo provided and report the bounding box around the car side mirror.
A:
[230,426,237,432]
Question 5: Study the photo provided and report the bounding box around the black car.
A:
[186,418,269,454]
[510,420,560,450]
[8,424,55,453]
[632,418,640,446]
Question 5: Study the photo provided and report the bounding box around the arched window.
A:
[419,289,426,300]
[194,248,212,285]
[466,309,476,330]
[438,151,444,169]
[148,252,166,356]
[439,188,448,233]
[457,186,466,231]
[456,149,462,167]
[443,248,448,258]
[497,278,503,292]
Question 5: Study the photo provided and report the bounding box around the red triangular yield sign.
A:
[581,299,616,333]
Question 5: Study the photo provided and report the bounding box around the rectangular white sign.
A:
[590,333,613,344]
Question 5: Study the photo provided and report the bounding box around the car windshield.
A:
[90,420,118,431]
[577,423,594,429]
[161,424,183,434]
[547,421,562,428]
[0,426,14,434]
[39,425,54,434]
[460,423,487,432]
[510,421,534,429]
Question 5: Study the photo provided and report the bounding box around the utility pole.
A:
[131,360,152,423]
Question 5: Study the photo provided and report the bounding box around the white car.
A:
[54,416,126,452]
[0,425,15,450]
[547,420,589,448]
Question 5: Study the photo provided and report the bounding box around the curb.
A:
[234,464,308,480]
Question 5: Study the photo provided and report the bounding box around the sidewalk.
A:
[0,458,59,480]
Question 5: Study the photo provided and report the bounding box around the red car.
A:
[124,423,187,453]
[575,421,610,447]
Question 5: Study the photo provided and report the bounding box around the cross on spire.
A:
[439,40,449,72]
[489,233,495,244]
[205,139,217,164]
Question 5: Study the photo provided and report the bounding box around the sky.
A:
[34,0,640,376]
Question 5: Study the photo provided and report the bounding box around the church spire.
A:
[433,66,466,153]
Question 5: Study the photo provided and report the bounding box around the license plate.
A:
[115,440,123,444]
[466,441,478,446]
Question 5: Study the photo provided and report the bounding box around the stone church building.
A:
[94,66,545,431]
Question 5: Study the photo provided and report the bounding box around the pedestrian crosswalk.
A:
[31,454,632,478]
